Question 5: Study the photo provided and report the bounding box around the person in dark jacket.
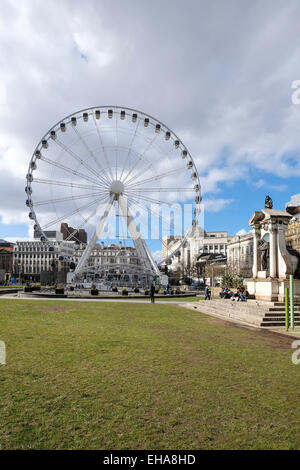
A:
[204,285,211,300]
[150,283,155,303]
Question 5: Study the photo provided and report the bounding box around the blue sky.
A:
[1,0,300,255]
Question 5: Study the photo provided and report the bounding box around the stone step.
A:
[209,301,270,312]
[268,307,300,312]
[196,300,300,329]
[264,312,300,317]
[263,317,294,322]
[203,304,265,315]
[261,321,300,327]
[273,302,300,306]
[196,306,264,326]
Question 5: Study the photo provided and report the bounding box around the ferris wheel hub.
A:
[110,180,124,196]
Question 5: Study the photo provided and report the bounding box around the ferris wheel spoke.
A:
[119,119,140,181]
[71,127,112,185]
[125,194,184,238]
[41,195,107,231]
[92,114,115,181]
[125,161,154,186]
[126,166,187,188]
[125,145,178,187]
[64,195,109,243]
[126,187,194,192]
[33,178,100,191]
[122,133,159,184]
[124,191,172,207]
[33,191,107,207]
[40,154,106,188]
[54,138,110,187]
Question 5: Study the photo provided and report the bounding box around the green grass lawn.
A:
[0,299,300,450]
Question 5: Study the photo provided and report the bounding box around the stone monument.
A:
[247,196,300,301]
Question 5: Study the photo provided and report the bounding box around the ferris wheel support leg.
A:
[74,196,114,276]
[118,195,161,279]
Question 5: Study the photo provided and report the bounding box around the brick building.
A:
[0,239,14,283]
[60,223,87,244]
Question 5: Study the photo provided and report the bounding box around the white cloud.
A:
[286,193,300,207]
[151,250,162,263]
[203,198,233,213]
[253,178,287,191]
[236,229,247,236]
[0,0,300,236]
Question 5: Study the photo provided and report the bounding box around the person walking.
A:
[150,282,155,303]
[204,285,211,300]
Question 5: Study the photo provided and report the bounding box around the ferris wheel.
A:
[25,106,202,282]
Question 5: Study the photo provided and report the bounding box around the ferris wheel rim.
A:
[25,105,202,271]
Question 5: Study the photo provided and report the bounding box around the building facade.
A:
[200,231,232,256]
[227,232,254,278]
[286,220,300,252]
[163,228,233,281]
[0,239,14,283]
[72,241,141,275]
[13,239,76,283]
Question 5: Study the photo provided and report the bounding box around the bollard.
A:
[285,287,289,331]
[290,274,295,330]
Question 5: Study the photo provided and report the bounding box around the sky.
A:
[1,0,300,253]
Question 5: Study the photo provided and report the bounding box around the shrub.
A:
[232,277,243,288]
[122,287,128,296]
[221,273,233,288]
[55,288,64,295]
[134,287,139,293]
[55,284,64,295]
[31,284,41,291]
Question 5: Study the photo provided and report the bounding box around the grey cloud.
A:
[1,0,300,229]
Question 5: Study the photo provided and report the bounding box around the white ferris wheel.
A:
[25,106,201,283]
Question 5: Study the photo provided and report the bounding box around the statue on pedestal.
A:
[258,238,269,270]
[247,202,300,301]
[264,195,273,209]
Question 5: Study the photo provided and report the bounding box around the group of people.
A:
[219,286,249,302]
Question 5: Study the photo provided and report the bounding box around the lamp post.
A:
[18,261,22,285]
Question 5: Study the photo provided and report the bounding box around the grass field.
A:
[0,298,300,450]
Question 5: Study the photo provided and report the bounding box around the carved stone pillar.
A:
[252,226,260,278]
[269,223,277,278]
